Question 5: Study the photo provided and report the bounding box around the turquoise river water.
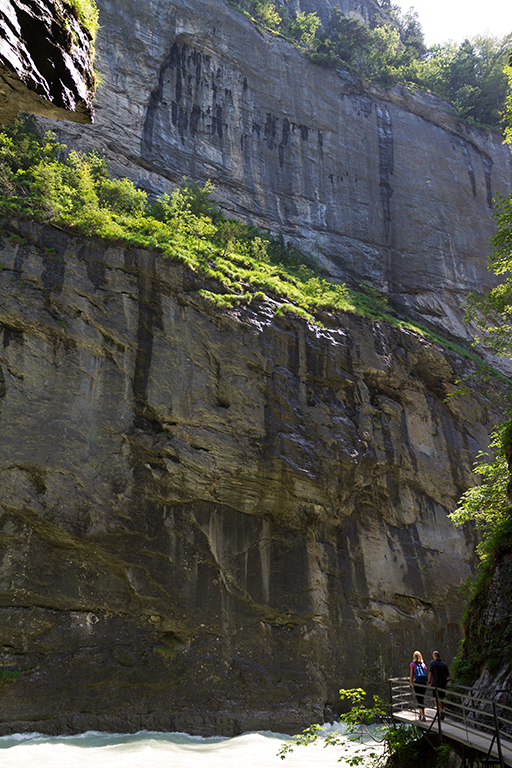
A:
[0,725,384,768]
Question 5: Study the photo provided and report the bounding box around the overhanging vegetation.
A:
[62,0,99,41]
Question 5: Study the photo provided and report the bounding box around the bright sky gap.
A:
[392,0,512,46]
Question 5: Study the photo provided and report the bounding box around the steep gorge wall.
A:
[44,0,512,342]
[0,219,504,734]
[1,0,511,737]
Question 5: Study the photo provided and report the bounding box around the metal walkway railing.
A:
[389,677,512,768]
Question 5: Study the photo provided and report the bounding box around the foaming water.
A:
[0,724,384,768]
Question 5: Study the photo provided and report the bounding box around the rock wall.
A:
[468,550,512,706]
[43,0,512,341]
[0,218,504,735]
[1,0,510,738]
[0,0,95,124]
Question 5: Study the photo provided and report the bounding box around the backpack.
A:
[414,661,427,681]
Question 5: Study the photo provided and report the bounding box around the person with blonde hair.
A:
[409,650,428,721]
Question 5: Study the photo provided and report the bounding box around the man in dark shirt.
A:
[428,651,450,718]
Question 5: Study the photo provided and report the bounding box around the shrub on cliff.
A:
[0,116,379,323]
[312,6,425,86]
[63,0,99,40]
[0,116,502,371]
[228,0,320,48]
[419,35,512,126]
[450,423,512,562]
[230,0,511,129]
[313,8,372,64]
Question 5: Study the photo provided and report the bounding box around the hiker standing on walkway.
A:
[409,651,428,721]
[428,651,450,719]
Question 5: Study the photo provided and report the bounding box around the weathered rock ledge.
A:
[0,218,506,735]
[0,0,95,124]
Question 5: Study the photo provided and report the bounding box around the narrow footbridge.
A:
[389,678,512,767]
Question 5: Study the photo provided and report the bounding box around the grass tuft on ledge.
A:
[62,0,100,40]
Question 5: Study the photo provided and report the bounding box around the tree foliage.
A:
[278,688,423,767]
[505,56,512,143]
[310,7,511,128]
[421,35,512,125]
[230,0,320,48]
[464,198,512,358]
[230,0,512,129]
[450,424,512,561]
[462,63,512,358]
[229,0,511,128]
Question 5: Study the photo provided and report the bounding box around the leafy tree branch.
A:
[278,688,423,767]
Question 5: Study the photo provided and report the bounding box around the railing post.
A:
[435,688,442,739]
[389,680,395,725]
[492,702,504,768]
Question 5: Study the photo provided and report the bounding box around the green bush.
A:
[449,72,512,686]
[231,0,320,49]
[450,423,512,560]
[63,0,100,40]
[98,177,148,215]
[314,8,372,66]
[289,11,320,49]
[0,669,21,685]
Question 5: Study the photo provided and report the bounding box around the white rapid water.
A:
[0,725,385,768]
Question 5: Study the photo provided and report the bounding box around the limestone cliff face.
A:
[44,0,512,342]
[0,0,95,124]
[0,218,503,735]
